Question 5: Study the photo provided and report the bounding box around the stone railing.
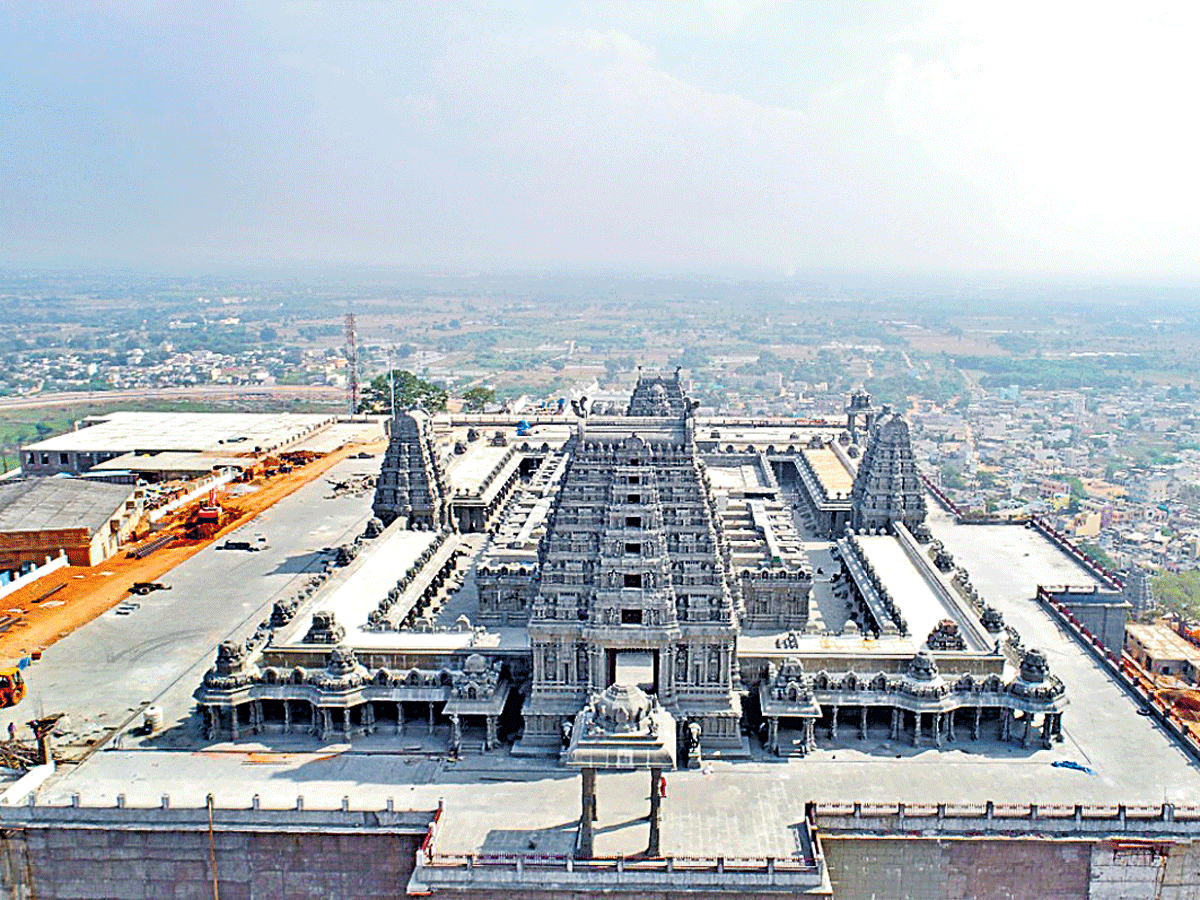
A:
[1,793,433,832]
[918,471,964,518]
[1029,517,1122,589]
[813,799,1200,837]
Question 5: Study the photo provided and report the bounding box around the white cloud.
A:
[884,1,1200,274]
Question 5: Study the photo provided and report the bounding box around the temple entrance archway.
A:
[607,649,658,694]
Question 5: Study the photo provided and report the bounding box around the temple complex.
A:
[12,372,1193,900]
[197,373,1067,765]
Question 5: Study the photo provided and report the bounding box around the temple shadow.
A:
[264,551,328,576]
[479,821,577,856]
[595,814,650,835]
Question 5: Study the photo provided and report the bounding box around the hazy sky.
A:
[2,1,1198,278]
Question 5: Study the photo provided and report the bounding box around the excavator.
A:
[0,666,26,709]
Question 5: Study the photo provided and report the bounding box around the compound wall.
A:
[825,836,1200,900]
[0,807,426,900]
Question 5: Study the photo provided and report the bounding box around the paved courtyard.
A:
[16,496,1200,861]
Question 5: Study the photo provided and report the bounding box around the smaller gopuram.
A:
[849,406,926,533]
[372,409,450,529]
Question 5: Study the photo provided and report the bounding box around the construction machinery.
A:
[183,488,224,540]
[0,666,26,709]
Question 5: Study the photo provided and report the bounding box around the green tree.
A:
[462,386,496,412]
[358,370,447,413]
[1153,571,1200,619]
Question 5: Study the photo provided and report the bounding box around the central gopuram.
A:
[516,371,746,755]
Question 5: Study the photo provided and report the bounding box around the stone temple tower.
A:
[516,371,744,756]
[850,406,927,533]
[1122,566,1154,619]
[371,410,449,530]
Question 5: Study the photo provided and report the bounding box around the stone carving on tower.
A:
[627,367,691,417]
[372,409,450,530]
[844,389,879,443]
[1122,566,1153,619]
[517,371,744,756]
[849,406,927,533]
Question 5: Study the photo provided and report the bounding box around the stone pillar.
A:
[428,702,435,733]
[283,700,292,735]
[768,716,779,755]
[589,647,603,693]
[204,706,217,740]
[1000,709,1011,742]
[933,712,943,748]
[251,700,263,735]
[647,767,663,857]
[343,707,353,741]
[321,708,333,741]
[859,706,868,740]
[364,702,376,735]
[947,709,956,743]
[230,705,240,741]
[830,705,839,740]
[397,701,405,736]
[486,715,498,750]
[662,646,675,701]
[912,711,921,747]
[577,767,596,859]
[803,717,816,755]
[890,707,900,741]
[1022,713,1033,749]
[1053,712,1064,742]
[1041,713,1053,749]
[450,714,462,754]
[972,706,982,741]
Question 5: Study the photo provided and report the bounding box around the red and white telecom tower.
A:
[344,312,358,416]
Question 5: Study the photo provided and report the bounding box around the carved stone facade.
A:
[740,568,812,631]
[519,372,743,754]
[372,410,449,530]
[759,649,1068,756]
[626,368,690,417]
[850,408,927,533]
[197,643,510,747]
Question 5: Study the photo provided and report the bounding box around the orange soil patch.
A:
[0,440,384,665]
[1125,656,1200,724]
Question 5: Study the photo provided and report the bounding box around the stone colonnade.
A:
[764,704,1064,755]
[200,699,501,751]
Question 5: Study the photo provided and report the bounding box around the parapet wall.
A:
[1039,586,1200,766]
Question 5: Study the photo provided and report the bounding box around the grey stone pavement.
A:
[21,497,1200,860]
[1,456,381,752]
